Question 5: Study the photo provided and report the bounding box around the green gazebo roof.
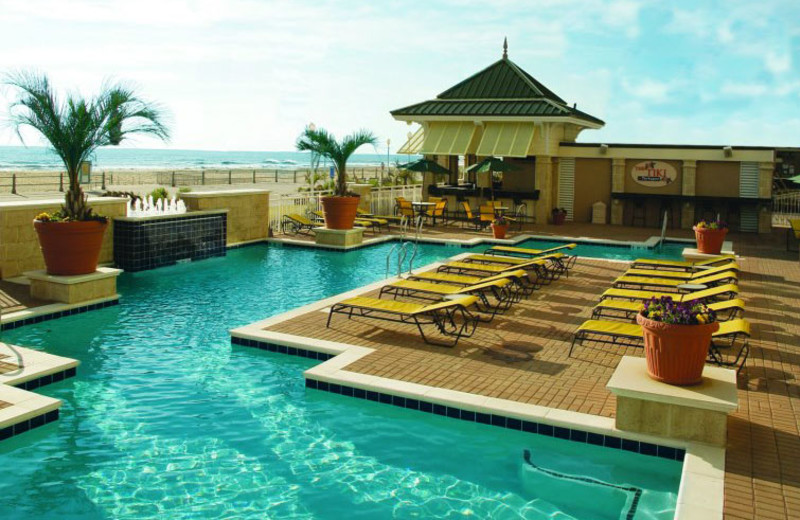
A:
[391,42,604,127]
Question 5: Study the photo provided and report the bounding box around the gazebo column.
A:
[681,160,697,229]
[534,155,554,224]
[610,158,626,225]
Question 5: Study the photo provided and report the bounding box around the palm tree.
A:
[5,71,170,220]
[296,127,377,197]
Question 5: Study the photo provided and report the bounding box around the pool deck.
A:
[0,342,78,441]
[251,225,800,520]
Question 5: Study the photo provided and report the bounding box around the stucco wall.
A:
[0,197,127,279]
[573,158,612,223]
[696,161,740,198]
[180,189,270,245]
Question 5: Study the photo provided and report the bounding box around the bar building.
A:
[392,42,775,233]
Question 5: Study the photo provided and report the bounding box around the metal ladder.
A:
[385,215,423,279]
[656,210,669,251]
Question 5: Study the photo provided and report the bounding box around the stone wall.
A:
[180,189,269,245]
[0,197,127,279]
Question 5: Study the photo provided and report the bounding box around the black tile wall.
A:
[0,299,118,332]
[230,336,685,462]
[13,367,77,391]
[114,213,227,272]
[0,409,59,442]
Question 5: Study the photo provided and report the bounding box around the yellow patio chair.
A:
[460,201,484,229]
[326,295,480,347]
[408,268,535,299]
[630,255,736,272]
[569,318,750,371]
[612,270,738,290]
[282,213,316,235]
[591,298,746,321]
[379,278,514,319]
[600,283,739,303]
[485,243,577,258]
[623,262,739,279]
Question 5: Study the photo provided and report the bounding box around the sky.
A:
[0,0,798,153]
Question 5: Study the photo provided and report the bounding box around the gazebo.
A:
[392,39,604,224]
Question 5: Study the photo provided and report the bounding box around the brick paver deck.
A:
[264,225,800,520]
[0,280,44,314]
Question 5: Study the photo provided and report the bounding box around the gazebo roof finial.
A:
[502,37,508,59]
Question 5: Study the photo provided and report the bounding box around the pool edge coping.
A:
[230,256,725,520]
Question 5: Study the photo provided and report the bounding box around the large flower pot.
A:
[693,227,728,255]
[552,212,566,225]
[321,196,360,230]
[34,220,108,276]
[491,223,509,239]
[636,314,719,385]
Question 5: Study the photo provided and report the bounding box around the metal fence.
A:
[0,167,406,194]
[772,191,800,227]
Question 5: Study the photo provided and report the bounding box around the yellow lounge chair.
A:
[379,278,514,319]
[591,298,746,321]
[282,213,316,235]
[408,268,536,298]
[359,208,403,225]
[613,271,738,290]
[311,210,383,233]
[485,243,577,258]
[439,258,554,285]
[600,283,739,303]
[461,252,574,280]
[569,318,750,371]
[631,255,735,271]
[327,295,479,347]
[623,262,739,279]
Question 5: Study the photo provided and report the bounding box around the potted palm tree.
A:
[296,126,377,229]
[637,296,718,385]
[5,72,169,275]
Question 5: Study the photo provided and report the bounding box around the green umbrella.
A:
[465,156,517,174]
[465,157,517,200]
[787,174,800,184]
[397,158,451,175]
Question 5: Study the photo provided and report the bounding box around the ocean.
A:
[0,146,418,171]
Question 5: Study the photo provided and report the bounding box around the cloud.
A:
[621,78,678,103]
[721,82,770,97]
[765,51,792,74]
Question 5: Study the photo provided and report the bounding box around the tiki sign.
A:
[631,161,677,187]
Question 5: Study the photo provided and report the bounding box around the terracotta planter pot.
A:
[321,196,360,230]
[693,227,728,255]
[552,212,566,225]
[34,220,108,276]
[491,222,509,239]
[636,313,719,386]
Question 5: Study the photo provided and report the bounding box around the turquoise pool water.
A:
[0,243,682,519]
[476,239,687,262]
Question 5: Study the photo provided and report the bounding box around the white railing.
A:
[269,190,331,232]
[370,184,422,216]
[772,191,800,227]
[268,184,422,232]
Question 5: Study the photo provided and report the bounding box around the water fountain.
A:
[126,196,187,217]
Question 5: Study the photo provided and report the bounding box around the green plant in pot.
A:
[296,126,377,230]
[637,296,719,385]
[491,214,509,239]
[693,218,728,255]
[5,72,169,275]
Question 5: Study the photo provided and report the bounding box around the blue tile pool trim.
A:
[0,409,59,442]
[230,336,335,361]
[12,367,77,391]
[230,336,684,462]
[0,299,119,332]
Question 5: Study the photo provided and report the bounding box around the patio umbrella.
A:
[397,158,451,175]
[465,157,517,200]
[787,174,800,184]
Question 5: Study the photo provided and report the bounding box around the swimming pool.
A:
[0,243,681,519]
